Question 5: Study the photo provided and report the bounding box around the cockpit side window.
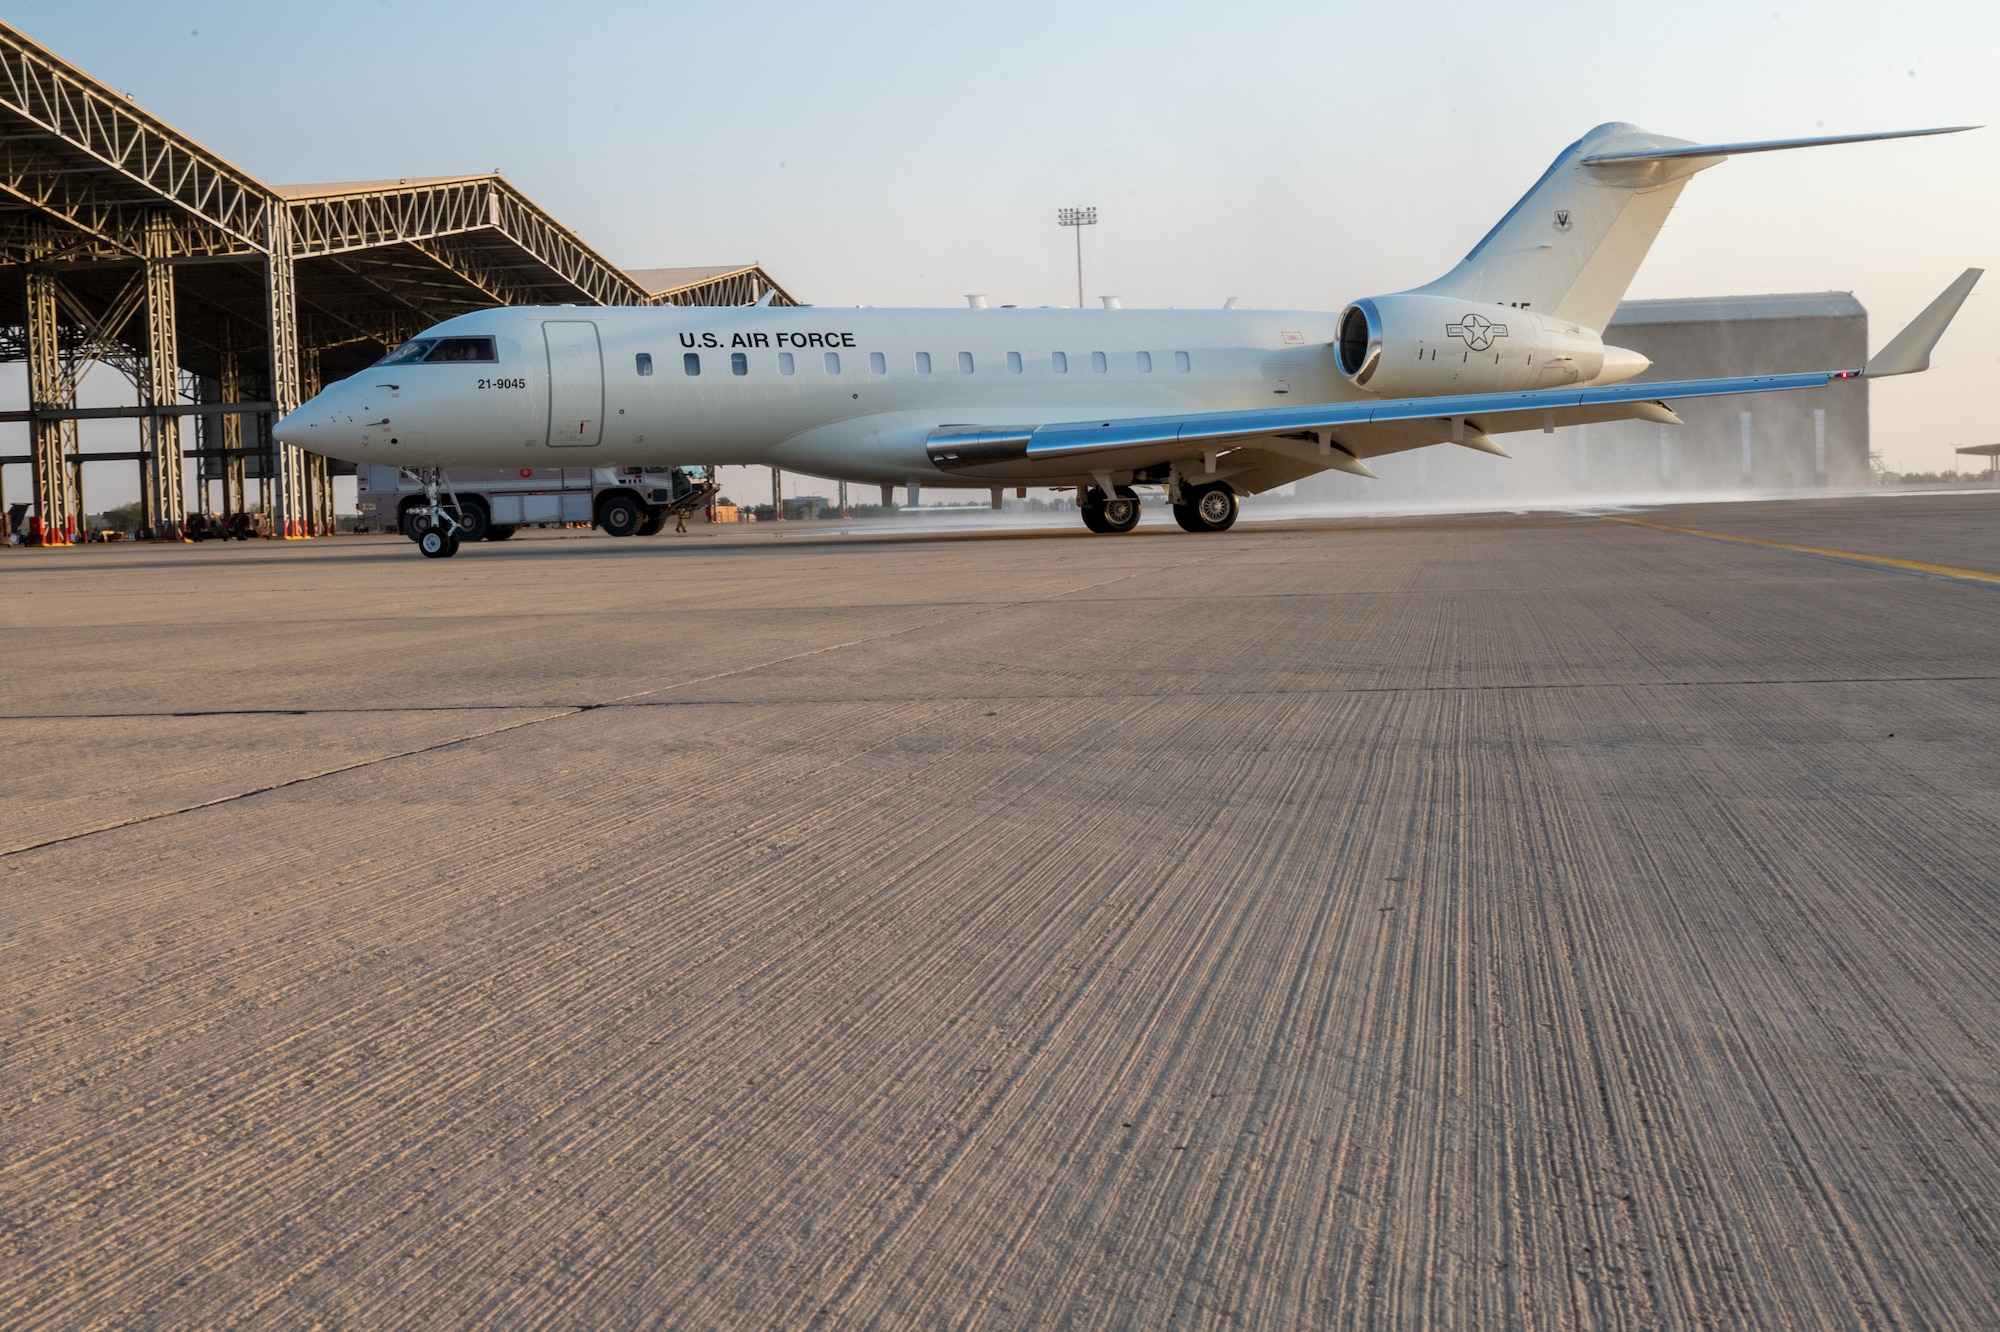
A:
[423,336,499,363]
[375,338,438,366]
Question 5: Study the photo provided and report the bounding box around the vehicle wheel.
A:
[1099,484,1141,533]
[598,492,644,537]
[484,524,518,542]
[1079,488,1111,533]
[417,528,454,558]
[1176,483,1239,532]
[637,508,668,536]
[451,501,489,543]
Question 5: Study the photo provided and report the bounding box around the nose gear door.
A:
[543,321,603,447]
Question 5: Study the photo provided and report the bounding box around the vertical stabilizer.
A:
[1408,123,1710,333]
[1408,122,1975,334]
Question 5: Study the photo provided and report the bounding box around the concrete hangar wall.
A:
[0,21,795,545]
[1298,292,1869,505]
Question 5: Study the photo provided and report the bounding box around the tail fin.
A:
[1409,122,1974,333]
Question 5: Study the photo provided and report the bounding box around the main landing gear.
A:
[1172,481,1239,533]
[1074,481,1240,534]
[1079,485,1141,534]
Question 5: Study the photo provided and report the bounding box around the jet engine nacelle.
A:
[1334,293,1648,395]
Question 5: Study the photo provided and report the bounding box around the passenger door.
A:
[544,321,603,447]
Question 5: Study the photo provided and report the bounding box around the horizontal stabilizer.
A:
[1864,268,1983,377]
[1581,125,1976,166]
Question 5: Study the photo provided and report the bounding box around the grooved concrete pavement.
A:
[5,495,2000,1328]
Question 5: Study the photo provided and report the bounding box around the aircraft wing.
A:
[925,370,1836,489]
[926,267,1980,492]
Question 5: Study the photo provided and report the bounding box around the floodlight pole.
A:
[1057,207,1097,307]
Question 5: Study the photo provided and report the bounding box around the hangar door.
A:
[544,321,604,447]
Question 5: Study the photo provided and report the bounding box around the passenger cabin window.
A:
[870,351,887,374]
[825,351,841,374]
[1090,351,1107,373]
[731,352,748,376]
[1175,351,1192,373]
[424,336,498,363]
[683,352,701,376]
[915,352,932,374]
[1136,350,1152,373]
[1051,351,1068,373]
[635,352,654,376]
[958,351,974,374]
[779,352,795,374]
[1006,351,1022,374]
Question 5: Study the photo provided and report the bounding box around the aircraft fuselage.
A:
[284,304,1359,488]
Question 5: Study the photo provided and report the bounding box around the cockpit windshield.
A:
[424,337,499,363]
[371,336,498,366]
[375,338,438,366]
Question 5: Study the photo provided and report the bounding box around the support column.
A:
[880,483,893,508]
[220,330,245,519]
[839,480,849,519]
[263,204,308,536]
[906,481,919,510]
[771,466,784,520]
[1738,410,1753,487]
[301,347,331,535]
[1813,408,1827,486]
[143,214,185,540]
[24,264,75,545]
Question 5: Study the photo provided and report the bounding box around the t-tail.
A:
[1330,122,1975,398]
[1410,121,1974,332]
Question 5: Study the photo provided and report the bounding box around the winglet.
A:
[1864,268,1983,378]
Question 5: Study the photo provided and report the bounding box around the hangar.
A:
[0,21,793,544]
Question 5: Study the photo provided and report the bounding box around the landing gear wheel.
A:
[417,528,459,558]
[1079,498,1111,534]
[637,507,668,536]
[1174,483,1239,533]
[1099,485,1141,533]
[598,493,644,538]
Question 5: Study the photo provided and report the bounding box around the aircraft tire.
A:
[1100,485,1141,533]
[1079,503,1111,534]
[417,528,456,558]
[1177,483,1239,532]
[598,492,644,538]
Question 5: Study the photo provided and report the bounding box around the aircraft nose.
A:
[274,383,353,454]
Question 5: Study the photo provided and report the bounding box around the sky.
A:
[7,0,1998,476]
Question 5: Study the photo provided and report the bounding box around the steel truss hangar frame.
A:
[0,21,795,544]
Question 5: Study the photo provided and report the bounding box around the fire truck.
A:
[355,465,717,542]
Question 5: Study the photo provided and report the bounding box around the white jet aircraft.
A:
[276,122,1980,558]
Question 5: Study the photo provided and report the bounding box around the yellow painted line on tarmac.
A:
[1609,516,2000,587]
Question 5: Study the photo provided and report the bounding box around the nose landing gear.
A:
[408,468,463,558]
